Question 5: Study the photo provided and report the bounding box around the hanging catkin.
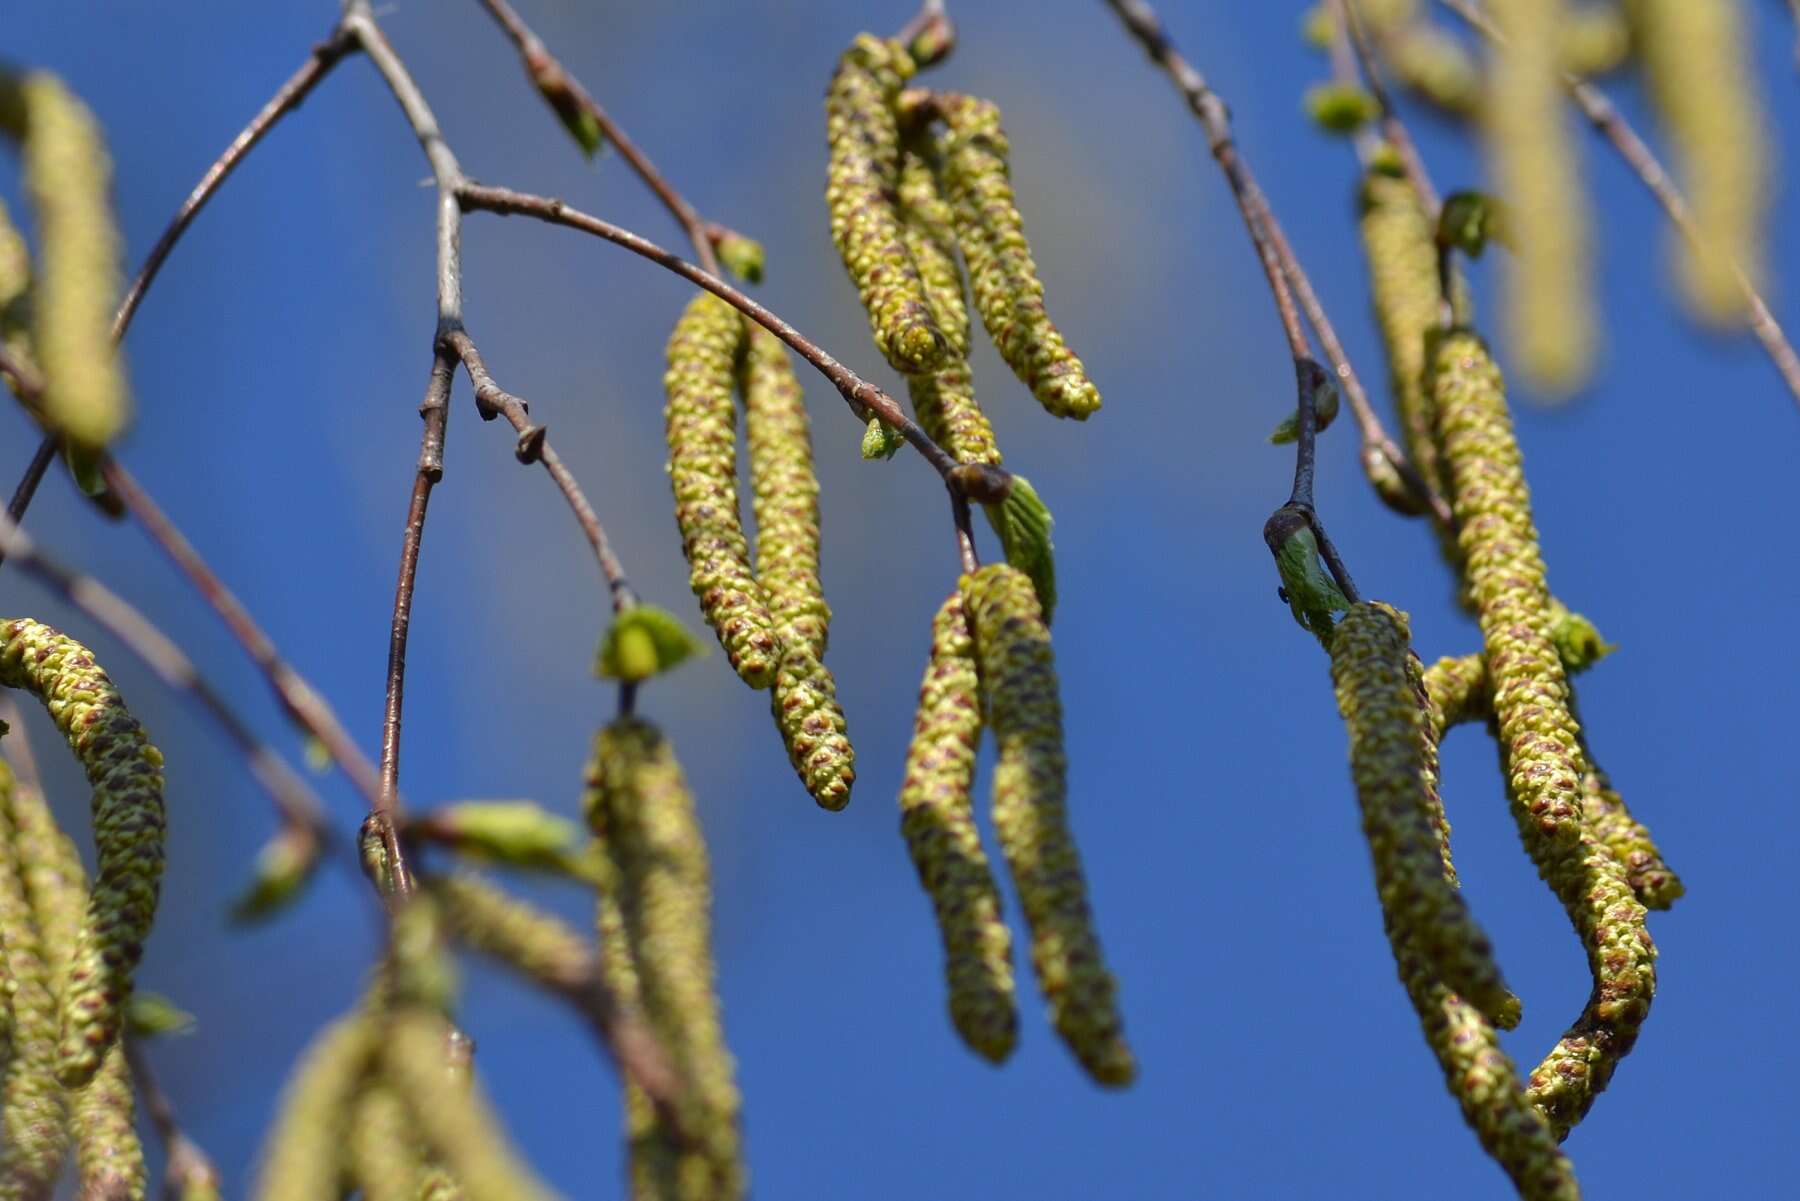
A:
[664,293,782,690]
[69,1043,145,1201]
[0,760,68,1200]
[1626,0,1767,323]
[430,871,595,996]
[252,1016,373,1201]
[934,93,1102,420]
[898,593,1017,1063]
[1428,335,1585,847]
[1329,602,1519,1028]
[585,718,744,1200]
[963,565,1131,1085]
[0,72,131,448]
[740,325,855,810]
[349,1086,427,1201]
[1483,0,1594,392]
[0,197,32,375]
[825,35,951,375]
[0,619,165,1088]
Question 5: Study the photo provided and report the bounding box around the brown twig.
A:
[125,1040,224,1201]
[1102,0,1453,528]
[0,511,330,842]
[1332,0,1440,215]
[1439,0,1800,411]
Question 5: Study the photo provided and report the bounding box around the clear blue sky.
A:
[4,3,1797,1198]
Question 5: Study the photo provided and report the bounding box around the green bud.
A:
[1304,82,1379,134]
[1438,190,1511,258]
[1299,6,1333,49]
[303,735,333,774]
[980,473,1056,625]
[1549,604,1615,675]
[1264,509,1351,642]
[126,990,196,1038]
[1268,370,1341,444]
[861,416,904,460]
[714,233,766,284]
[529,59,603,159]
[595,605,704,683]
[231,826,323,924]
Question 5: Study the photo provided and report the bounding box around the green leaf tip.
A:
[414,800,590,876]
[1269,370,1341,444]
[595,604,704,682]
[861,416,905,460]
[1265,509,1350,641]
[981,473,1057,625]
[530,59,605,159]
[126,991,196,1038]
[1304,83,1379,135]
[230,827,323,924]
[1551,605,1616,676]
[715,232,766,284]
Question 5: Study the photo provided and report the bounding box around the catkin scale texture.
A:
[664,293,781,690]
[898,594,1017,1063]
[0,619,165,1088]
[0,763,68,1200]
[824,36,950,375]
[1330,603,1519,1029]
[348,1086,426,1201]
[585,719,743,1201]
[935,94,1101,420]
[1429,336,1585,847]
[963,565,1130,1085]
[70,1044,144,1201]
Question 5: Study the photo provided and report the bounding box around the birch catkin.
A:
[825,36,951,375]
[664,293,782,690]
[252,1017,373,1201]
[1484,0,1594,392]
[0,761,68,1200]
[585,718,744,1200]
[69,1044,145,1201]
[898,593,1017,1063]
[349,1086,427,1201]
[1329,603,1519,1028]
[935,94,1102,420]
[0,619,165,1088]
[741,326,855,810]
[0,72,131,448]
[1428,336,1585,847]
[963,565,1131,1085]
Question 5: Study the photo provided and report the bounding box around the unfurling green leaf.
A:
[230,827,323,924]
[1268,371,1341,444]
[126,991,195,1038]
[1438,190,1511,258]
[981,473,1056,624]
[861,416,905,460]
[595,605,704,682]
[414,800,590,877]
[1264,510,1350,642]
[715,232,766,284]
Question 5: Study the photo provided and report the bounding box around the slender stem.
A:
[458,183,959,481]
[125,1040,223,1201]
[1102,0,1453,527]
[951,489,979,575]
[3,434,56,530]
[1333,0,1440,215]
[1439,0,1800,411]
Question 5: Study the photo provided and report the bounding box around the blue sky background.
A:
[3,3,1797,1198]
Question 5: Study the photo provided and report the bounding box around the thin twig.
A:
[0,511,330,842]
[458,183,959,481]
[1333,0,1440,214]
[2,437,57,571]
[1102,0,1454,527]
[1439,0,1800,411]
[125,1040,224,1201]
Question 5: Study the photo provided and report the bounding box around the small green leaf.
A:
[1551,605,1615,676]
[126,992,196,1039]
[715,233,766,284]
[1304,83,1378,135]
[229,827,322,924]
[1269,372,1341,444]
[1266,512,1351,641]
[982,474,1057,624]
[1438,190,1512,258]
[414,800,598,879]
[861,416,904,460]
[595,604,704,681]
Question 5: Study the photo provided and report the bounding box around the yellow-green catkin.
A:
[1330,603,1520,1028]
[824,35,950,375]
[934,94,1102,421]
[585,718,744,1200]
[1484,0,1594,392]
[418,1168,463,1201]
[740,326,854,810]
[69,1043,145,1201]
[0,619,165,1088]
[1389,25,1484,118]
[252,1017,373,1201]
[349,1086,426,1201]
[664,293,781,690]
[0,761,69,1199]
[0,73,130,448]
[1560,5,1631,75]
[1429,336,1585,846]
[1627,0,1768,323]
[0,197,33,376]
[962,565,1131,1085]
[1580,761,1682,911]
[898,593,1017,1063]
[1422,652,1492,739]
[385,1013,560,1201]
[429,871,593,995]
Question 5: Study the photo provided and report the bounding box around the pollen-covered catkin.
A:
[740,326,855,810]
[0,761,68,1199]
[825,36,950,375]
[0,619,165,1088]
[664,293,781,690]
[898,593,1017,1063]
[1626,0,1768,323]
[935,94,1101,420]
[252,1017,373,1201]
[1330,603,1520,1028]
[430,872,594,994]
[1429,335,1585,847]
[69,1042,145,1201]
[350,1086,427,1201]
[1484,0,1594,392]
[1580,762,1682,911]
[962,565,1131,1085]
[0,72,131,448]
[585,718,744,1200]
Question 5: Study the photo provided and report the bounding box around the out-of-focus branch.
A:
[126,1040,223,1201]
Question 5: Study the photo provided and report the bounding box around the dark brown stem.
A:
[4,435,56,527]
[1439,0,1800,411]
[125,1040,223,1201]
[458,183,959,480]
[951,489,979,575]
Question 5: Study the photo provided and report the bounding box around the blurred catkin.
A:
[963,565,1131,1085]
[934,93,1102,420]
[0,72,131,448]
[825,35,950,375]
[664,293,781,690]
[898,593,1017,1063]
[0,619,165,1088]
[349,1086,426,1201]
[740,326,854,809]
[68,1044,144,1201]
[0,761,68,1200]
[1429,335,1585,847]
[585,718,743,1200]
[1484,0,1594,392]
[1329,603,1519,1028]
[252,1017,373,1201]
[1627,0,1769,322]
[429,872,593,994]
[0,198,33,375]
